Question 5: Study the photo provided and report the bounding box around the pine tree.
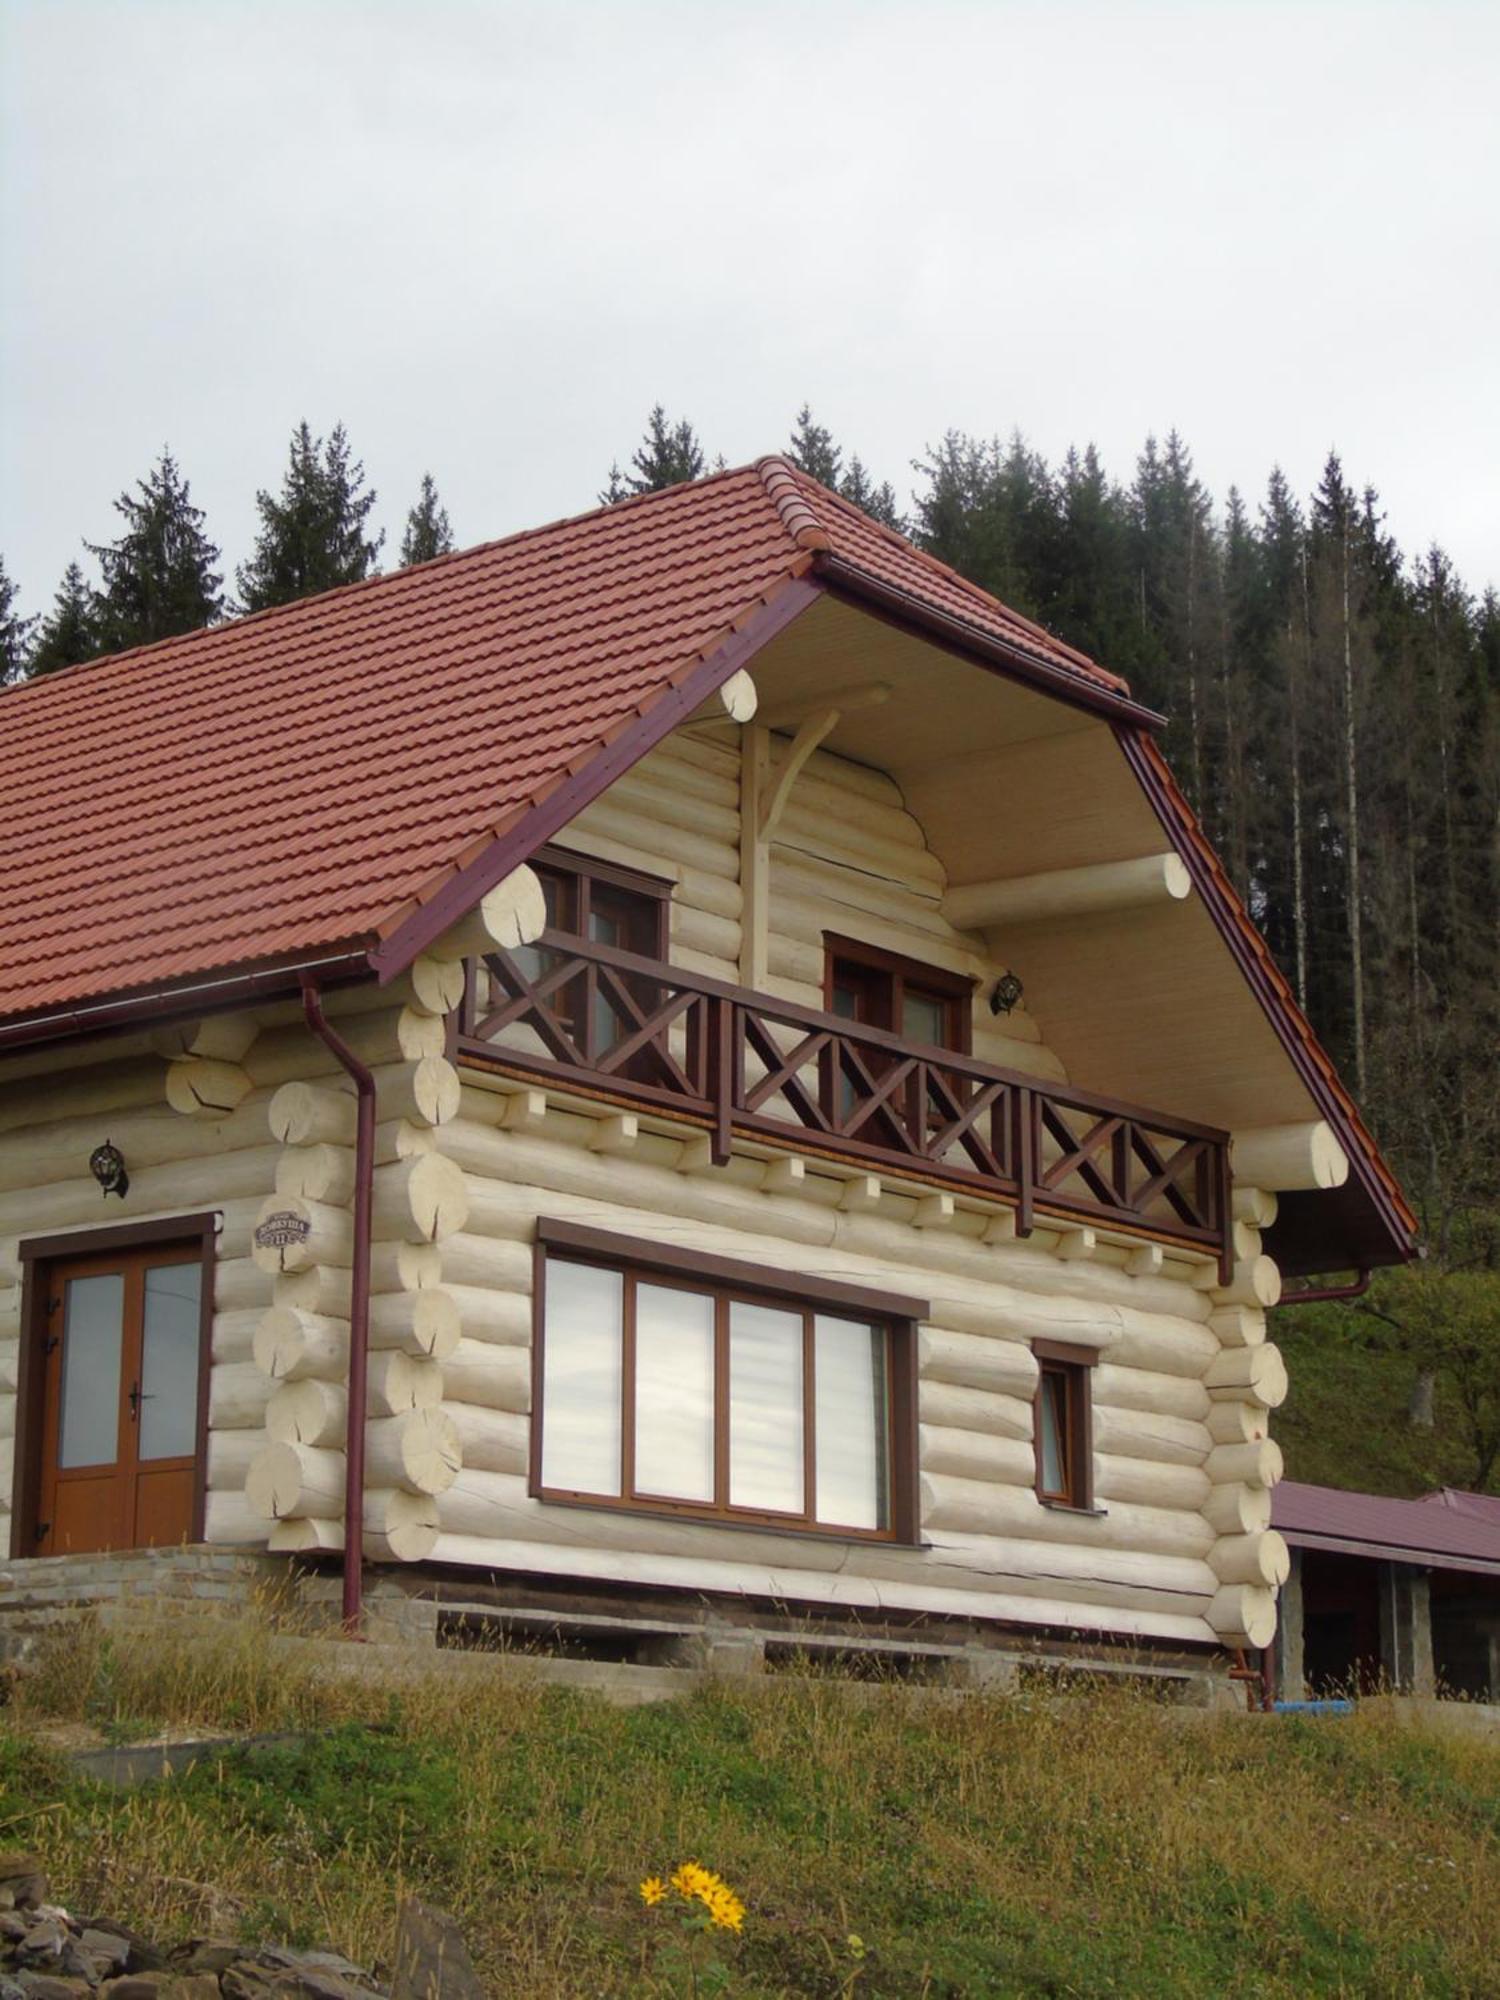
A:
[840,456,905,531]
[236,422,384,611]
[1310,451,1374,1097]
[788,404,842,488]
[28,563,100,677]
[0,558,35,686]
[87,449,222,652]
[400,474,455,566]
[913,433,1010,594]
[1053,446,1134,668]
[602,406,707,502]
[789,406,906,528]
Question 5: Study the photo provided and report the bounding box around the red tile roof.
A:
[1274,1480,1500,1577]
[0,459,1126,1030]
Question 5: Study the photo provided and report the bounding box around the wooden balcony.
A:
[457,933,1231,1274]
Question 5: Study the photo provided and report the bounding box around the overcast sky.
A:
[2,0,1496,621]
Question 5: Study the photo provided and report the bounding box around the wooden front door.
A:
[34,1243,205,1556]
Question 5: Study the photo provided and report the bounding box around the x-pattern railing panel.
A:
[459,933,1229,1266]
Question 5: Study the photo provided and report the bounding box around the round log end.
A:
[1207,1583,1278,1651]
[718,668,758,723]
[165,1057,253,1120]
[482,865,548,950]
[375,1489,441,1562]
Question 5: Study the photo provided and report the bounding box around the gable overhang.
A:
[362,576,1411,1279]
[367,564,1163,985]
[1117,730,1417,1277]
[0,549,1419,1281]
[364,574,824,980]
[813,556,1166,732]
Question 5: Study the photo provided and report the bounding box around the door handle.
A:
[127,1382,155,1419]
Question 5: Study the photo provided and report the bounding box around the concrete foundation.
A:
[0,1546,1240,1706]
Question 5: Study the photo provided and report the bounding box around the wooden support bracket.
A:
[760,708,841,838]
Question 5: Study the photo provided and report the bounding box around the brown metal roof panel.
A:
[1273,1480,1500,1568]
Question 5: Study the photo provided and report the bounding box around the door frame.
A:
[11,1213,218,1559]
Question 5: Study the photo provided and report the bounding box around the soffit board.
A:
[747,599,1322,1136]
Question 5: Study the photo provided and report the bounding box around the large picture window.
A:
[534,1223,921,1540]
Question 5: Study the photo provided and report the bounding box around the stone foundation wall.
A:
[0,1544,290,1662]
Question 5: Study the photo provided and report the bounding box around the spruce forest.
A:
[2,404,1496,1496]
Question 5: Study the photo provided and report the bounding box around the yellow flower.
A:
[706,1886,746,1932]
[639,1877,667,1907]
[660,1860,747,1931]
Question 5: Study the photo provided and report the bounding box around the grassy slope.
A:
[8,1617,1500,1998]
[1271,1302,1487,1498]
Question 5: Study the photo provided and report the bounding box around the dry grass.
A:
[7,1607,1500,1996]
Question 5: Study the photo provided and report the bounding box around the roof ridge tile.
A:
[754,455,833,551]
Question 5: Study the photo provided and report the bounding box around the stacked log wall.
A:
[562,729,1065,1078]
[0,1037,280,1549]
[243,981,475,1563]
[435,723,1288,1650]
[428,1086,1290,1643]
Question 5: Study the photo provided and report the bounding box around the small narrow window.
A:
[1032,1339,1097,1510]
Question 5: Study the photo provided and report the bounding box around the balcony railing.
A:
[457,932,1231,1273]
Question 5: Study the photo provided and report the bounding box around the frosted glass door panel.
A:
[58,1274,124,1468]
[139,1264,203,1460]
[542,1261,624,1495]
[814,1317,888,1530]
[634,1284,714,1501]
[728,1302,803,1514]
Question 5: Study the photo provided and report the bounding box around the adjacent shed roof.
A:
[0,459,1124,1029]
[1422,1489,1500,1530]
[1274,1480,1500,1578]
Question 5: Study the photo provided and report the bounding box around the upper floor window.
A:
[1033,1338,1098,1510]
[509,848,671,1069]
[522,846,670,962]
[824,935,973,1054]
[533,1221,921,1541]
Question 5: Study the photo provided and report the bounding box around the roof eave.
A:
[0,947,372,1058]
[1115,727,1418,1276]
[813,554,1167,731]
[1279,1528,1500,1579]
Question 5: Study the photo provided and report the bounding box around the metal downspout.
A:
[300,977,374,1632]
[1277,1270,1372,1307]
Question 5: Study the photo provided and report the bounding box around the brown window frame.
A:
[822,933,975,1055]
[11,1213,218,1559]
[531,1219,923,1544]
[1032,1337,1098,1512]
[531,844,672,960]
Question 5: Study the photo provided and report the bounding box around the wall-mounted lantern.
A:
[89,1139,129,1199]
[989,972,1024,1017]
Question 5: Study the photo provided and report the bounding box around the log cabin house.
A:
[0,459,1418,1688]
